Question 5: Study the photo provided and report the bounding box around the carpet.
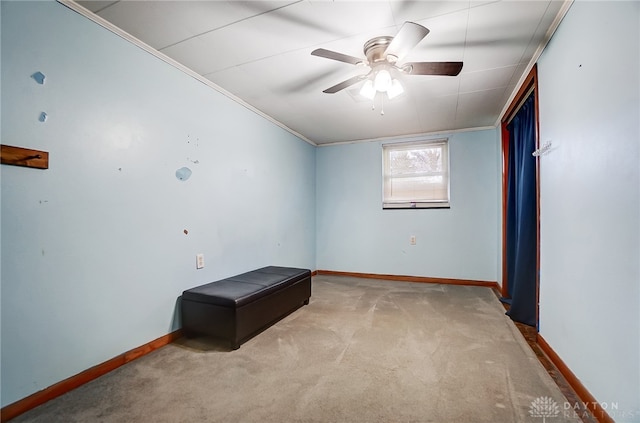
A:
[12,275,581,422]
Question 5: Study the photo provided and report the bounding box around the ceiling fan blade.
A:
[311,48,365,66]
[323,75,368,94]
[385,22,430,61]
[403,62,463,76]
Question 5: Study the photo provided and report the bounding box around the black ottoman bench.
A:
[181,266,311,349]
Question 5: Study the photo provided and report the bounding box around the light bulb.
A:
[374,69,392,92]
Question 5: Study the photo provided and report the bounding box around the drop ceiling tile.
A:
[294,94,422,143]
[402,76,461,99]
[162,35,239,75]
[455,87,509,128]
[217,46,367,101]
[389,1,468,24]
[466,1,552,41]
[154,1,300,49]
[409,10,468,62]
[88,1,300,50]
[88,1,198,49]
[190,0,397,75]
[77,1,116,13]
[414,94,459,133]
[459,65,518,93]
[205,65,263,100]
[277,1,397,39]
[462,44,527,73]
[458,1,554,72]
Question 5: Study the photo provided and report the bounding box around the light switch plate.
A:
[196,253,205,269]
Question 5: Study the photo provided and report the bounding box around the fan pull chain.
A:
[380,94,385,116]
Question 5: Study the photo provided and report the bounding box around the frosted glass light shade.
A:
[387,79,404,99]
[360,80,376,99]
[360,69,404,100]
[374,69,392,92]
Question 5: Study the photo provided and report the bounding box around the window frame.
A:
[382,138,451,209]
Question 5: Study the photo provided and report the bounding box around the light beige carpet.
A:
[12,275,581,422]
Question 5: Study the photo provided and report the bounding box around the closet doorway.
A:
[501,65,540,328]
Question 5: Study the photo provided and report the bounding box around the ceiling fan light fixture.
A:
[313,22,463,99]
[374,69,392,92]
[360,79,376,100]
[387,79,404,99]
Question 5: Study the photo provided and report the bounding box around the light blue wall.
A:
[4,0,636,417]
[316,129,500,282]
[537,1,639,419]
[0,1,315,407]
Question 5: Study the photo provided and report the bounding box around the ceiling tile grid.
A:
[75,0,569,145]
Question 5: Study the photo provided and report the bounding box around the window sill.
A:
[383,202,450,209]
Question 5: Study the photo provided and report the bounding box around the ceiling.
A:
[71,0,568,145]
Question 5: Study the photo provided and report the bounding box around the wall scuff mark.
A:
[175,167,192,181]
[31,71,46,84]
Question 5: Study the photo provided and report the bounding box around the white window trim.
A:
[382,139,450,209]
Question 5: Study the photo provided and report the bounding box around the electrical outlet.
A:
[196,253,205,269]
[410,235,416,245]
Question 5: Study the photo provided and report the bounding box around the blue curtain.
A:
[504,94,537,327]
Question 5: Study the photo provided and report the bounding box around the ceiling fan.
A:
[311,22,463,100]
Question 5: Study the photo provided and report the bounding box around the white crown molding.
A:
[495,0,574,126]
[316,125,497,147]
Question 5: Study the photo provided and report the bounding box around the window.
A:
[382,139,450,209]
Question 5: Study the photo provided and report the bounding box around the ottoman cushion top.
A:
[182,266,310,307]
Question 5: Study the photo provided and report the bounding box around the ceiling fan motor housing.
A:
[364,36,396,64]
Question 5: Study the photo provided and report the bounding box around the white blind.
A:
[382,139,450,209]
